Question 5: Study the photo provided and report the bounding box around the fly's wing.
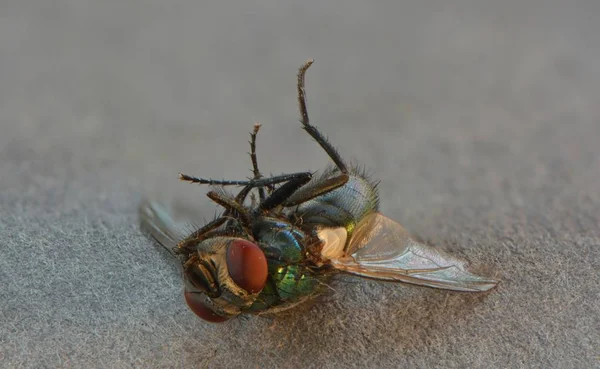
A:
[330,213,499,292]
[139,199,187,253]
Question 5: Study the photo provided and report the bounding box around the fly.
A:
[139,59,499,323]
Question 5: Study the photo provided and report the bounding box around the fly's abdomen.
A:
[295,170,379,232]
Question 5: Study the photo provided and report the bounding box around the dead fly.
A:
[140,60,499,323]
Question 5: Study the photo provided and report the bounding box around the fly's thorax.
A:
[252,217,308,263]
[248,263,332,313]
[241,217,333,313]
[183,236,268,322]
[272,264,321,300]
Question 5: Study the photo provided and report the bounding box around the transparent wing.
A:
[330,213,499,292]
[139,199,187,253]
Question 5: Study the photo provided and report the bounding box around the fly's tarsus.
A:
[296,59,314,129]
[179,173,250,186]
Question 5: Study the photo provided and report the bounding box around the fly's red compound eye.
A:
[184,290,230,323]
[226,239,268,294]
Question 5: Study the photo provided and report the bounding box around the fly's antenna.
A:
[297,59,348,174]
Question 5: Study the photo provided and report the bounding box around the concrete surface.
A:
[1,1,599,368]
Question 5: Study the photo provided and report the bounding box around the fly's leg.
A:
[178,228,247,254]
[289,60,350,204]
[248,122,267,201]
[176,216,228,254]
[177,189,253,254]
[179,172,311,188]
[297,59,348,175]
[222,122,269,215]
[178,174,253,186]
[178,171,314,237]
[259,172,313,211]
[179,171,313,211]
[203,61,351,212]
[206,189,252,229]
[222,123,267,226]
[281,172,349,207]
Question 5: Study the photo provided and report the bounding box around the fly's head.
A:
[182,236,268,322]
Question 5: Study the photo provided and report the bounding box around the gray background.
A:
[1,1,599,368]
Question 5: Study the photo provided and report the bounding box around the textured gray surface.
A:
[1,1,599,368]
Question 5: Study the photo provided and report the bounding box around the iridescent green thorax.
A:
[246,217,331,313]
[247,264,330,313]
